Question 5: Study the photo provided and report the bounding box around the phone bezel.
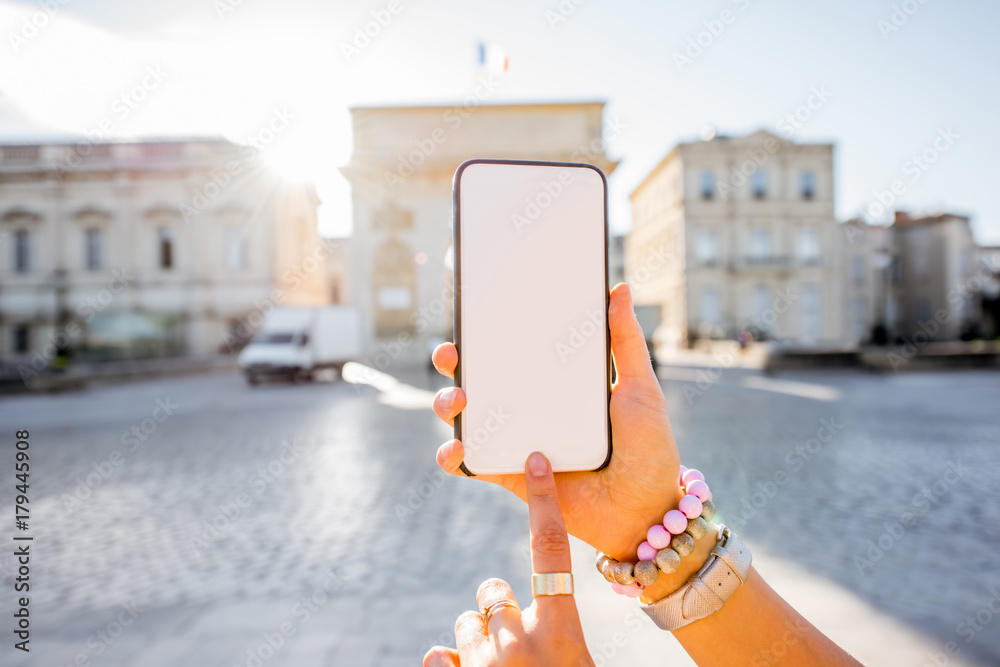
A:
[451,158,613,476]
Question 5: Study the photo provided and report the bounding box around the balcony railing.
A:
[741,254,793,268]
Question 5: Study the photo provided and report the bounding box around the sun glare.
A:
[260,141,317,185]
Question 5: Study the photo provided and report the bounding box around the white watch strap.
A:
[640,525,752,632]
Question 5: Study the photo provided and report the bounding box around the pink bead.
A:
[678,494,704,519]
[682,469,705,487]
[687,479,711,502]
[637,541,658,561]
[611,583,641,597]
[663,509,688,534]
[622,583,643,598]
[647,524,672,549]
[678,465,689,485]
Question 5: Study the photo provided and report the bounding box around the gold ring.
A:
[483,600,520,626]
[531,572,574,596]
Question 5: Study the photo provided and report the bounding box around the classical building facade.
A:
[627,130,849,350]
[841,212,990,345]
[0,139,327,376]
[887,212,982,341]
[340,101,618,363]
[842,219,893,345]
[980,246,1000,340]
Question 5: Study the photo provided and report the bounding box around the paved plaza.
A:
[0,364,997,666]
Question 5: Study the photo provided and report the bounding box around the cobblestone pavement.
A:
[0,365,997,666]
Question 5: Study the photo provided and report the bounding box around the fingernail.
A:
[527,452,549,477]
[439,389,455,409]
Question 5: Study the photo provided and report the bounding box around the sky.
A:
[0,0,998,243]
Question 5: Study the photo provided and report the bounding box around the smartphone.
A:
[452,159,612,475]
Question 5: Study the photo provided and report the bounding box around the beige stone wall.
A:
[892,215,980,340]
[628,130,849,350]
[0,140,325,364]
[341,102,618,363]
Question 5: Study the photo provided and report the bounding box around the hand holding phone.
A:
[431,282,682,562]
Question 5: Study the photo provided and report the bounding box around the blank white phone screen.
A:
[455,161,610,475]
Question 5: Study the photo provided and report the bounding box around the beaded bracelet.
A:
[595,466,717,598]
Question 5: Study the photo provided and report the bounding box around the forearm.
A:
[638,528,861,667]
[673,569,861,666]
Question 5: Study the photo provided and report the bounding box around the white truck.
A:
[237,306,361,385]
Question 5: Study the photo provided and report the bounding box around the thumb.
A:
[609,283,658,384]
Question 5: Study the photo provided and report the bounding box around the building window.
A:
[14,229,30,273]
[373,236,416,337]
[696,229,719,265]
[700,170,715,200]
[752,169,767,200]
[158,228,174,270]
[797,228,820,265]
[801,284,820,344]
[226,228,246,271]
[2,146,39,161]
[917,298,933,323]
[142,143,182,159]
[14,324,30,353]
[852,297,867,343]
[801,171,816,200]
[752,284,771,321]
[851,256,865,283]
[699,287,720,327]
[85,228,103,271]
[749,228,772,261]
[912,245,928,277]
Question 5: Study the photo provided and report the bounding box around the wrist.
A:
[638,522,718,604]
[606,486,685,562]
[595,467,718,598]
